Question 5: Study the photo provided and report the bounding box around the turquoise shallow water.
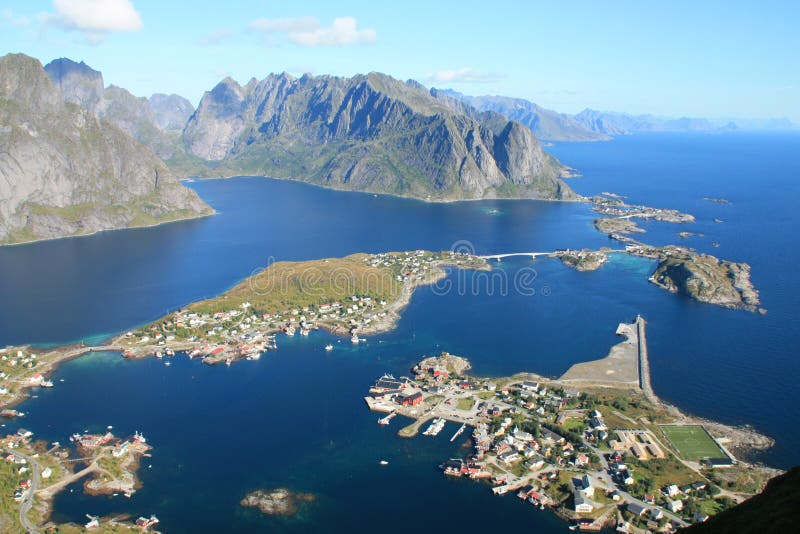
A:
[1,132,799,531]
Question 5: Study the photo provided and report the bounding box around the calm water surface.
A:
[1,132,798,532]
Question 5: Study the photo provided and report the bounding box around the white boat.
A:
[285,326,296,336]
[155,351,163,359]
[300,328,310,336]
[40,380,54,388]
[379,460,389,465]
[325,344,334,351]
[164,361,171,366]
[423,418,446,436]
[351,334,360,343]
[378,413,396,425]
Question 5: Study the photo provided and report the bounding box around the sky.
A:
[1,0,798,121]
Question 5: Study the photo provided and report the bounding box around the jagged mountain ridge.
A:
[435,89,610,142]
[0,53,212,245]
[44,58,190,160]
[182,72,577,201]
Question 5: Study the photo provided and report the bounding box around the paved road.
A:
[6,448,41,534]
[588,443,688,527]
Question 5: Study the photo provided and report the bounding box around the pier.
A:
[636,315,657,403]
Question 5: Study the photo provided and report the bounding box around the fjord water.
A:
[1,132,798,531]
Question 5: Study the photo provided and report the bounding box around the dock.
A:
[450,423,466,442]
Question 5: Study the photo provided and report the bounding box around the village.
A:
[113,250,488,366]
[365,350,775,533]
[1,424,160,532]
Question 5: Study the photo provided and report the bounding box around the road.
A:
[587,442,688,527]
[6,448,41,534]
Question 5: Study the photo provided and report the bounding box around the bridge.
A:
[479,249,625,261]
[479,252,555,261]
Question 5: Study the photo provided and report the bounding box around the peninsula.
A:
[113,250,489,364]
[365,318,778,532]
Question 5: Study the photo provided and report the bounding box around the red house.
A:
[399,392,424,407]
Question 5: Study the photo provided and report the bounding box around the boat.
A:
[325,344,334,351]
[165,348,175,357]
[284,326,296,336]
[378,413,397,425]
[164,361,171,366]
[379,460,389,465]
[40,380,54,388]
[351,334,360,343]
[300,328,310,336]
[423,418,446,436]
[85,514,99,529]
[155,351,163,359]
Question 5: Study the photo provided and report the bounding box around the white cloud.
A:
[249,16,376,47]
[428,67,505,84]
[2,8,31,27]
[45,0,142,42]
[200,28,233,46]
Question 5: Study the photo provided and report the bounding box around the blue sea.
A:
[0,132,798,532]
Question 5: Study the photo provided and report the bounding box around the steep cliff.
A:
[0,54,212,245]
[183,72,577,201]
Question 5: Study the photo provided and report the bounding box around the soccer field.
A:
[660,425,727,461]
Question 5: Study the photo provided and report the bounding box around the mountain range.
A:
[439,89,795,140]
[0,54,211,245]
[4,53,795,245]
[181,72,576,201]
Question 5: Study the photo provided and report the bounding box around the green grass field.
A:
[660,425,727,461]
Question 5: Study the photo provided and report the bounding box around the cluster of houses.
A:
[591,196,694,223]
[0,348,41,397]
[3,428,36,503]
[367,357,728,531]
[611,430,666,461]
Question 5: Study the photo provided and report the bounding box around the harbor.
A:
[364,321,776,532]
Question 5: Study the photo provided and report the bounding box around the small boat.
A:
[351,334,360,343]
[40,380,54,388]
[155,351,163,359]
[164,361,171,366]
[379,460,389,465]
[378,413,397,425]
[107,425,113,430]
[325,344,334,351]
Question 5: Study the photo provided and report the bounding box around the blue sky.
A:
[1,0,798,121]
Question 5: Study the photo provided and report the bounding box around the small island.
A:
[240,488,316,516]
[649,251,761,312]
[365,318,778,531]
[554,249,609,272]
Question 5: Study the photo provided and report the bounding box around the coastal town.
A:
[1,425,159,532]
[113,250,488,365]
[364,319,777,532]
[0,250,771,532]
